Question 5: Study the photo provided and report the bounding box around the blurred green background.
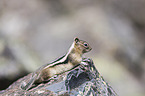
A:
[0,0,145,96]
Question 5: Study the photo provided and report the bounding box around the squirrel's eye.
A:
[84,43,88,47]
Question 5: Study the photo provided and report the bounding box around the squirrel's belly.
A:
[44,62,74,78]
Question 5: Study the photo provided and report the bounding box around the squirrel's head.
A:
[74,37,92,53]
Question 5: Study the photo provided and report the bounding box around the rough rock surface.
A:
[0,58,117,96]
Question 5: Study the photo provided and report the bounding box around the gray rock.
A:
[0,58,117,96]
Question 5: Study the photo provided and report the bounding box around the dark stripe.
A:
[49,54,66,64]
[49,55,69,67]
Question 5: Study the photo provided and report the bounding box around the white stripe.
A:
[43,42,75,69]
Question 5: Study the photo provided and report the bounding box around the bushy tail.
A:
[21,74,37,90]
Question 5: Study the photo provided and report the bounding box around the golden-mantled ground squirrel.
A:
[21,37,92,90]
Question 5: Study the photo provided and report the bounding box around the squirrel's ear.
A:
[74,37,80,43]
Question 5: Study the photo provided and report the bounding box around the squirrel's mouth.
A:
[89,47,92,51]
[83,47,92,53]
[87,47,92,52]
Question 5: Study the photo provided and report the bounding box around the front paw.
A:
[82,58,94,66]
